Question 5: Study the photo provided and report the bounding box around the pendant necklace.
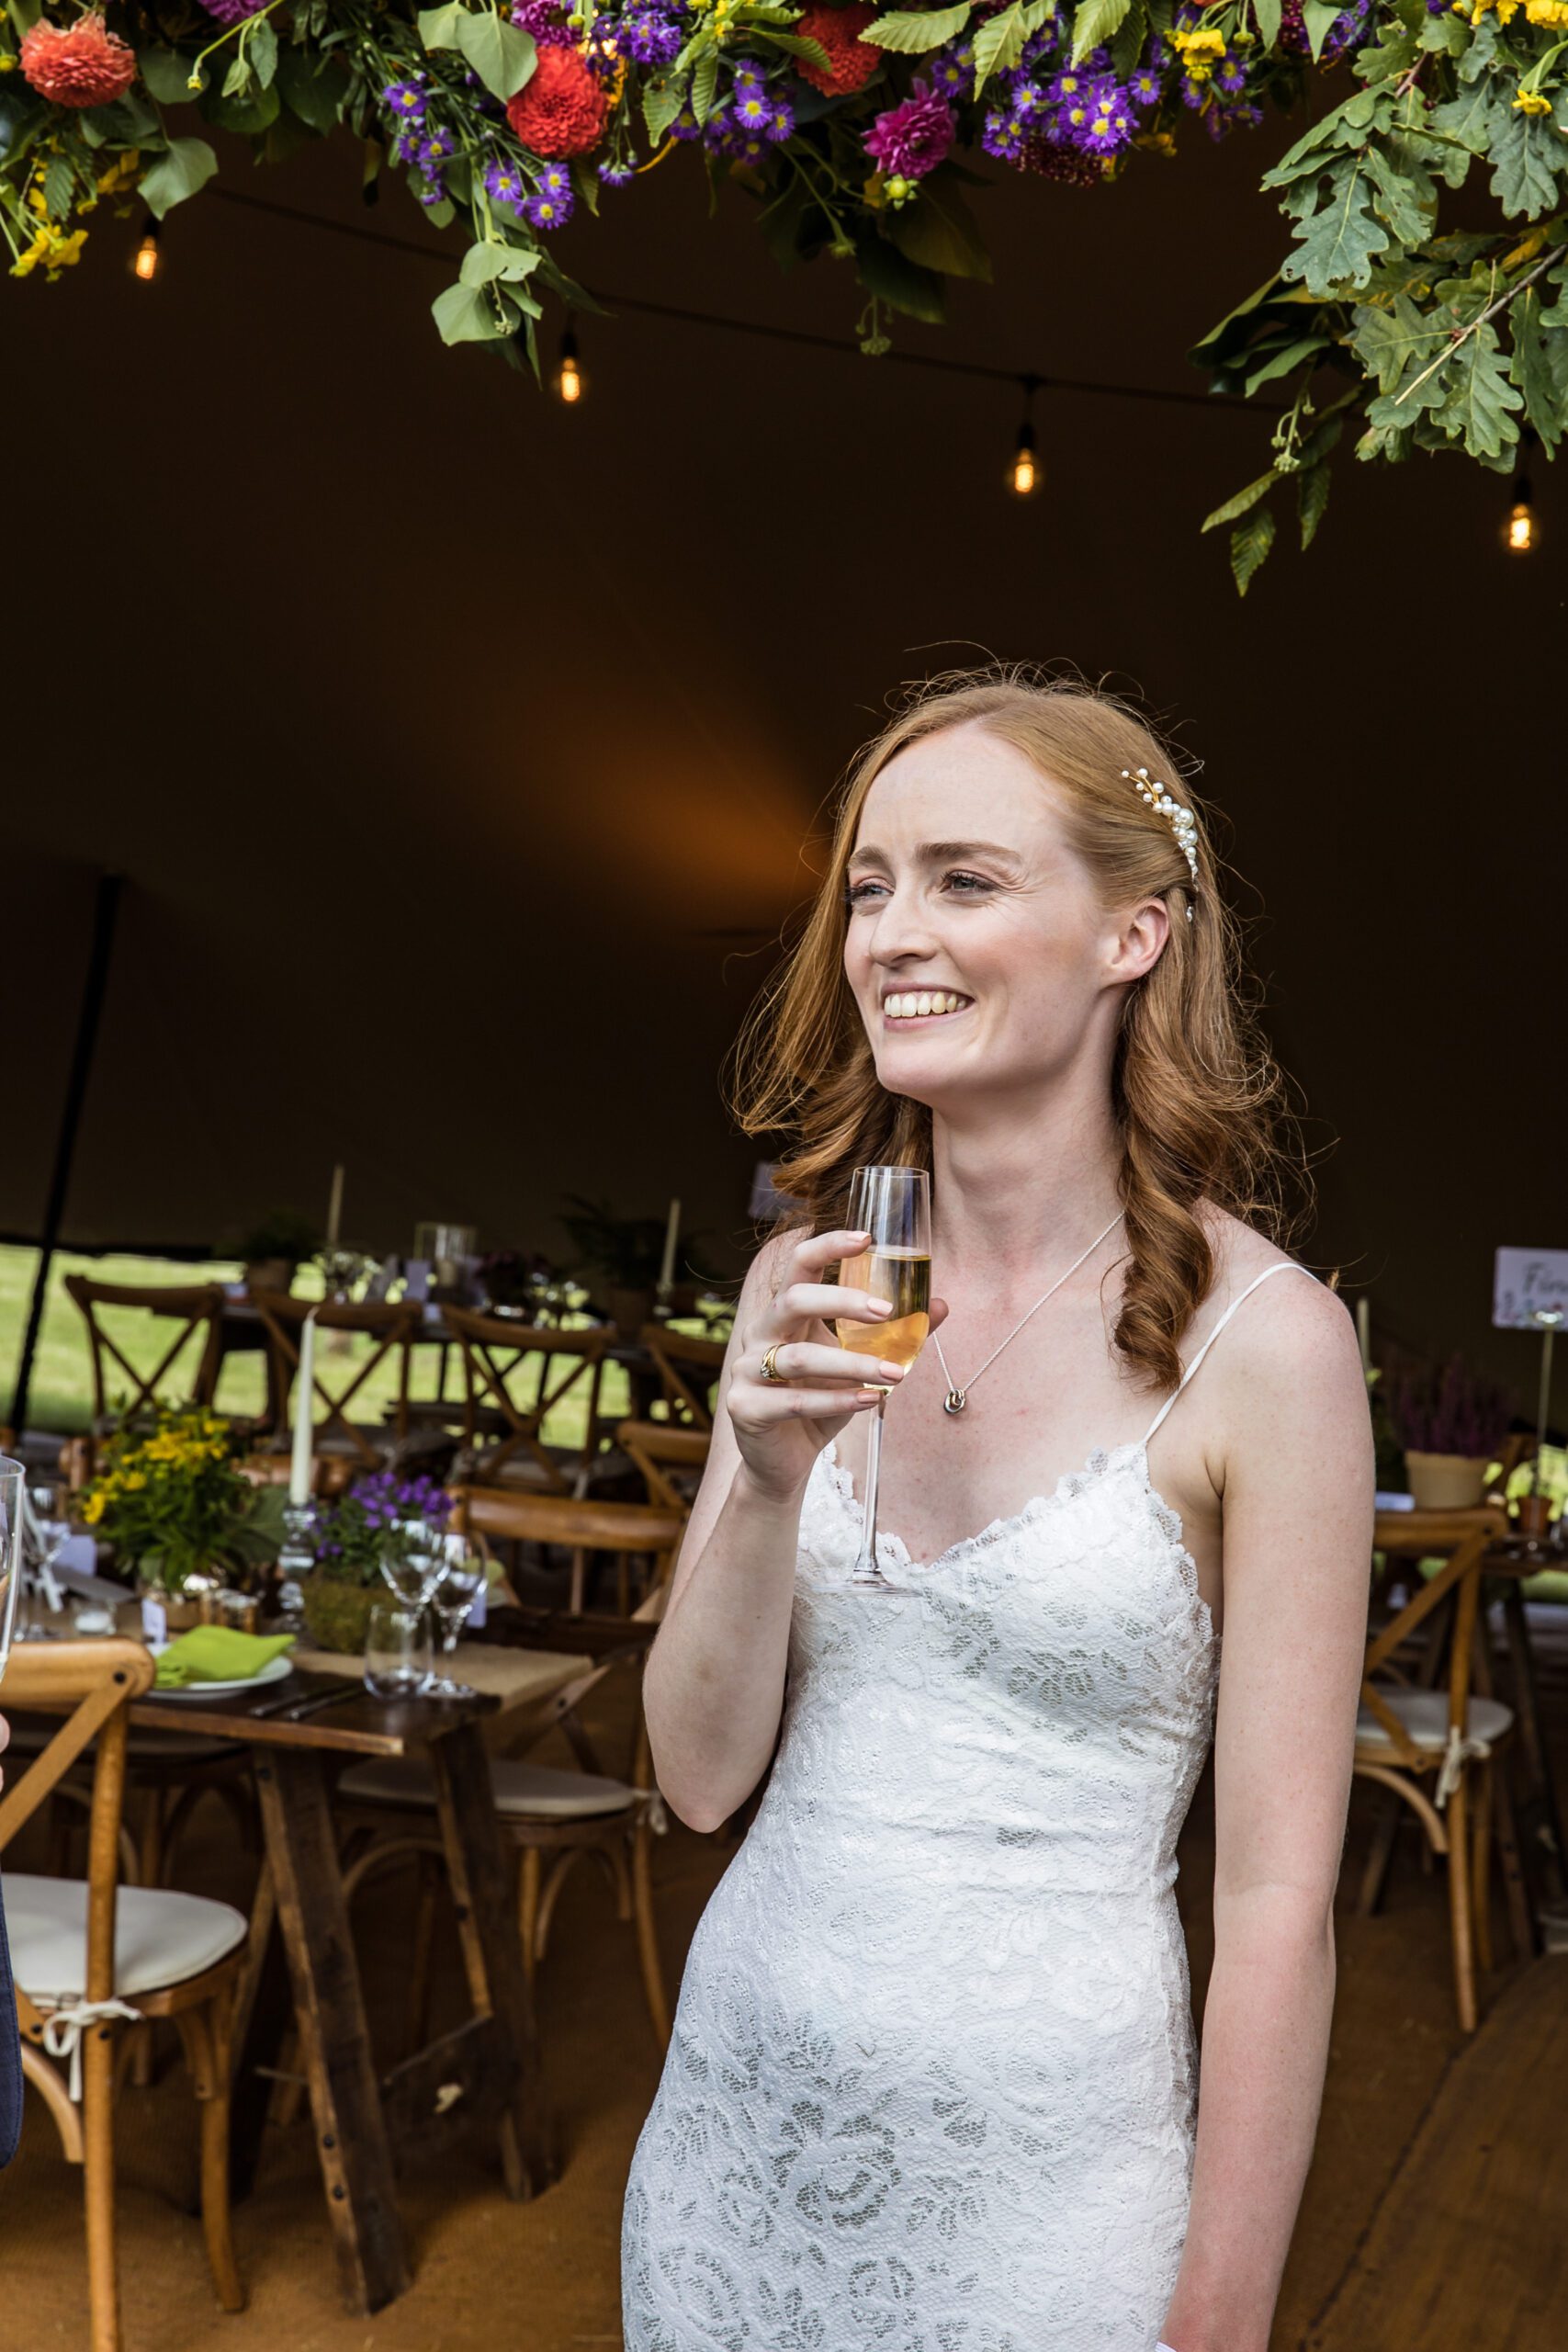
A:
[931,1210,1126,1417]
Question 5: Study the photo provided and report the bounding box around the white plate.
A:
[151,1653,296,1701]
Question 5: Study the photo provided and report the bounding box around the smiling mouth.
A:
[882,990,972,1023]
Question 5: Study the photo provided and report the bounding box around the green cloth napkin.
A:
[153,1627,297,1689]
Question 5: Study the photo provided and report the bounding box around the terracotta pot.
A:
[605,1285,656,1341]
[1516,1492,1556,1543]
[1404,1451,1491,1510]
[299,1574,378,1655]
[243,1257,295,1293]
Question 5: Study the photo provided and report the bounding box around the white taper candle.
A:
[659,1197,681,1295]
[289,1310,318,1508]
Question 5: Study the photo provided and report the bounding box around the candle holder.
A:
[652,1278,675,1323]
[274,1500,314,1631]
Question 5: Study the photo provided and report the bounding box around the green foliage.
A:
[1229,503,1275,596]
[1071,0,1131,67]
[139,137,219,220]
[863,5,974,52]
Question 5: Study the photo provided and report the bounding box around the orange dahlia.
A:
[504,47,608,158]
[794,5,883,99]
[20,13,139,109]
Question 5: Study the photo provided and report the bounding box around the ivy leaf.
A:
[853,225,947,322]
[139,135,219,218]
[1508,283,1568,458]
[247,18,278,90]
[276,48,342,135]
[1296,460,1331,550]
[1071,0,1131,64]
[1301,0,1343,62]
[1430,320,1523,459]
[887,173,991,280]
[1229,503,1276,595]
[222,55,252,100]
[417,4,468,50]
[432,280,516,345]
[1201,469,1277,533]
[460,237,542,285]
[140,48,201,105]
[457,10,536,100]
[1280,160,1389,298]
[1252,0,1282,44]
[1487,102,1561,222]
[861,6,973,51]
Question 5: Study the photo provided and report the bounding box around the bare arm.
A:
[1160,1278,1373,2352]
[644,1226,912,1833]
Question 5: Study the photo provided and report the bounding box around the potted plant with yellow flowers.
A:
[80,1408,287,1624]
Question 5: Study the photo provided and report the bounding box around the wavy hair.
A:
[728,663,1312,1394]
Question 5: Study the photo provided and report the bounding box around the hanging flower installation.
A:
[2,0,1566,588]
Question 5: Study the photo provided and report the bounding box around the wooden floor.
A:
[1302,1955,1568,2352]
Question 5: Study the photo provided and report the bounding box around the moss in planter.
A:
[299,1575,380,1656]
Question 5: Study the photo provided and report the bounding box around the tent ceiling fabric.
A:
[6,111,1556,1398]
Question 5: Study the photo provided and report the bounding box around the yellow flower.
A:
[1473,0,1522,18]
[1174,26,1228,74]
[1525,0,1568,23]
[81,1492,105,1525]
[1514,85,1554,113]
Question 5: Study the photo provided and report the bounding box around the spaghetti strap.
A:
[1141,1261,1319,1446]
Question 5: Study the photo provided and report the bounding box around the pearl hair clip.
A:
[1122,764,1198,921]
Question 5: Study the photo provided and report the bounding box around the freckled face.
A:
[843,725,1113,1110]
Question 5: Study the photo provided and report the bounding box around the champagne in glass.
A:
[835,1167,931,1591]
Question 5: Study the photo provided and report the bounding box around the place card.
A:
[1493,1246,1568,1330]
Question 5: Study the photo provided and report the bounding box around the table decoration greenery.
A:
[3,0,1564,584]
[79,1405,288,1596]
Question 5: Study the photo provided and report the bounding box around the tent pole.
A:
[9,873,126,1442]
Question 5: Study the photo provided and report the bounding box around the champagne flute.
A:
[0,1459,26,1683]
[834,1167,931,1591]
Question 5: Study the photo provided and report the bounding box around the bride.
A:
[622,668,1372,2352]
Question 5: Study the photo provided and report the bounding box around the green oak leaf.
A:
[1430,321,1524,459]
[1487,103,1561,222]
[1507,283,1568,457]
[1350,289,1444,397]
[1280,160,1390,297]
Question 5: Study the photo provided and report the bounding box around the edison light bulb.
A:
[555,331,586,405]
[1009,424,1039,498]
[1503,489,1538,553]
[131,220,160,282]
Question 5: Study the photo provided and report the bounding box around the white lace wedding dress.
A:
[623,1261,1314,2351]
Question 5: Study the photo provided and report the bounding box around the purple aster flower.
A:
[1046,68,1089,105]
[764,92,795,143]
[624,7,684,67]
[1058,96,1094,148]
[669,101,703,141]
[511,0,578,43]
[1179,74,1208,110]
[1079,45,1111,70]
[730,61,768,97]
[1149,34,1174,69]
[419,127,456,168]
[863,78,956,180]
[197,0,271,21]
[1215,61,1247,96]
[416,175,447,206]
[1127,66,1162,109]
[485,154,527,210]
[598,157,636,186]
[536,160,572,201]
[1204,95,1261,139]
[730,84,773,133]
[981,107,1026,162]
[1006,74,1051,121]
[383,79,428,125]
[928,50,973,101]
[1080,81,1134,153]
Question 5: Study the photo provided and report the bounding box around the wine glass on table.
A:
[832,1166,931,1592]
[426,1540,485,1699]
[0,1460,24,1682]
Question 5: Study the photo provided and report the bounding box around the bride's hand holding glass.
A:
[728,1227,910,1504]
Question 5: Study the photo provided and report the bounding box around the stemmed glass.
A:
[426,1541,485,1698]
[833,1166,932,1592]
[25,1479,69,1618]
[0,1459,24,1683]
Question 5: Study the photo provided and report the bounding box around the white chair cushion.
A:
[338,1754,637,1821]
[4,1875,248,2006]
[1356,1688,1515,1755]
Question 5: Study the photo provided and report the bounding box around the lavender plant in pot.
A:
[1381,1351,1516,1511]
[298,1469,451,1653]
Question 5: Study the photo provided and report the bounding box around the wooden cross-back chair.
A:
[616,1418,710,1515]
[63,1277,225,1432]
[1353,1520,1521,2031]
[442,1305,609,1492]
[337,1487,684,2049]
[638,1323,726,1431]
[454,1481,686,1616]
[0,1639,248,2350]
[248,1294,418,1471]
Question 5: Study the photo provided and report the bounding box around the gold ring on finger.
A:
[760,1343,786,1385]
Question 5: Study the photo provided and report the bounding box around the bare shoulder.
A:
[1194,1203,1362,1399]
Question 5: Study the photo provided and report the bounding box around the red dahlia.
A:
[794,5,883,99]
[20,13,139,109]
[504,46,608,158]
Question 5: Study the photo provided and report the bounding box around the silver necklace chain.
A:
[931,1210,1126,1417]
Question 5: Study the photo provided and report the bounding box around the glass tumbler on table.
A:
[832,1166,931,1591]
[364,1601,432,1700]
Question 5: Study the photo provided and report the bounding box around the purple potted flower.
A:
[1380,1350,1515,1510]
